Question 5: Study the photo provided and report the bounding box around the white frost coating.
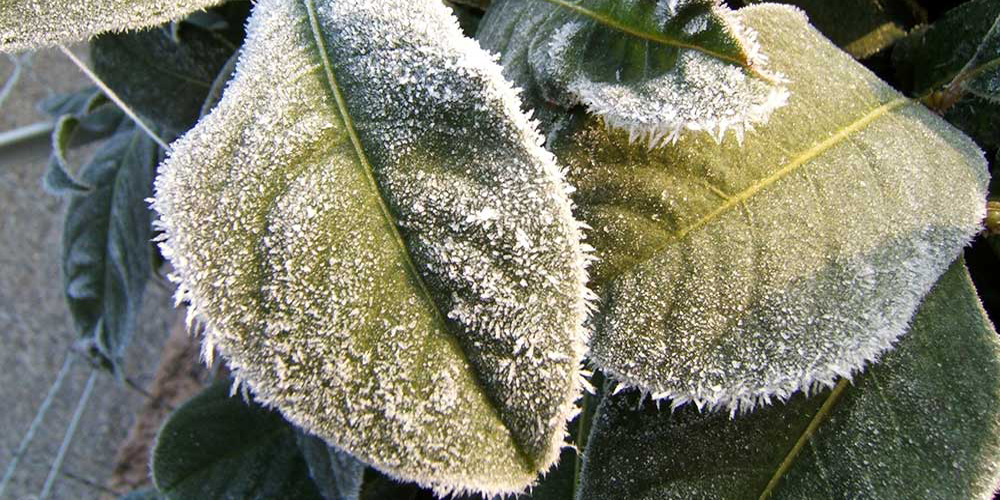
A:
[559,5,991,414]
[478,0,789,146]
[153,0,592,496]
[0,0,225,52]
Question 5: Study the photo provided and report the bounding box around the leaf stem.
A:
[58,45,172,152]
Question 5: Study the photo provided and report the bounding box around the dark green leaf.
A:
[578,260,1000,499]
[62,121,160,372]
[892,0,1000,149]
[546,4,987,410]
[477,0,788,143]
[91,22,236,134]
[152,381,325,500]
[43,115,92,196]
[358,469,419,500]
[960,15,1000,102]
[740,0,922,59]
[295,431,365,500]
[119,487,166,500]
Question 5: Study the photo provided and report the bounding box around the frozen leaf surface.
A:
[153,0,590,495]
[0,0,225,52]
[578,260,1000,499]
[476,0,788,144]
[548,4,988,411]
[957,14,1000,103]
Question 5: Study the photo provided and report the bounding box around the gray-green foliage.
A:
[0,0,225,52]
[578,260,1000,499]
[49,111,161,372]
[152,0,590,495]
[893,0,1000,150]
[91,22,236,134]
[152,381,330,500]
[957,14,1000,102]
[543,4,987,411]
[295,431,366,500]
[476,0,788,144]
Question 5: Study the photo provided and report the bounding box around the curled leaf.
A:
[153,0,590,495]
[477,0,789,145]
[547,4,988,411]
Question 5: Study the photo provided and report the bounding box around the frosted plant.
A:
[477,0,790,146]
[0,0,225,52]
[953,14,1000,103]
[531,4,989,412]
[152,0,591,495]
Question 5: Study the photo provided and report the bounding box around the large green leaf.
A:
[578,260,1000,499]
[153,0,590,495]
[152,381,326,500]
[546,4,988,411]
[476,0,788,144]
[892,0,1000,150]
[91,22,236,134]
[61,120,160,372]
[0,0,225,52]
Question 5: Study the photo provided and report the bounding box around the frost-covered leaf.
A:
[0,0,225,52]
[153,0,590,495]
[61,120,160,372]
[546,4,988,411]
[476,0,788,144]
[578,260,1000,499]
[152,381,326,500]
[740,0,921,59]
[91,22,236,134]
[892,0,1000,150]
[295,431,365,500]
[43,115,93,196]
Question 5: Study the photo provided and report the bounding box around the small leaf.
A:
[43,115,92,196]
[295,431,365,500]
[0,0,225,52]
[62,120,160,372]
[153,0,590,495]
[476,0,788,144]
[545,4,988,411]
[90,22,237,134]
[740,0,921,59]
[578,260,1000,499]
[152,381,326,500]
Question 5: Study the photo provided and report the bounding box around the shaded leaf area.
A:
[119,488,166,500]
[477,0,786,144]
[959,14,1000,102]
[579,260,1000,500]
[892,0,1000,151]
[153,0,590,495]
[547,4,988,411]
[295,431,366,500]
[444,1,486,37]
[739,0,923,59]
[58,119,161,373]
[0,0,225,52]
[91,20,238,135]
[152,381,326,500]
[41,92,128,196]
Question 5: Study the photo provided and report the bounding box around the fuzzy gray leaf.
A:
[547,4,988,411]
[0,0,225,52]
[153,0,590,495]
[578,260,1000,499]
[295,431,365,500]
[62,120,160,372]
[476,0,788,144]
[959,14,1000,102]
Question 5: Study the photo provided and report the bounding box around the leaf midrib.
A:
[598,96,912,287]
[300,0,536,469]
[538,0,749,69]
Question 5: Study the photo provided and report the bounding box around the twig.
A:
[39,369,98,500]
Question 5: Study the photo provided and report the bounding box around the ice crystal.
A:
[153,0,593,495]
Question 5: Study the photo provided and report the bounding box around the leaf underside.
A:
[61,120,159,371]
[548,4,988,411]
[476,0,788,144]
[0,0,225,52]
[153,0,590,495]
[578,260,1000,499]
